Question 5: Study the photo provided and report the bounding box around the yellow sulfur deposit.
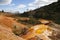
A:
[35,24,48,34]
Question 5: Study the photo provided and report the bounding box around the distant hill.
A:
[20,0,60,24]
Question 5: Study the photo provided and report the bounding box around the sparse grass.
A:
[17,18,41,26]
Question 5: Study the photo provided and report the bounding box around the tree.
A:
[2,10,4,12]
[58,0,60,2]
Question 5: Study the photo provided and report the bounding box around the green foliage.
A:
[27,19,35,24]
[17,18,41,25]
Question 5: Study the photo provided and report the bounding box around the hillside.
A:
[0,15,27,40]
[33,0,60,23]
[20,0,60,24]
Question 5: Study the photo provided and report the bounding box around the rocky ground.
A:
[0,15,60,40]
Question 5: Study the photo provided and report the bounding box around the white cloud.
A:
[0,0,12,5]
[17,0,58,13]
[17,4,26,9]
[28,0,58,10]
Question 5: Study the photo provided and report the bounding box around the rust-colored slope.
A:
[0,16,26,29]
[0,25,25,40]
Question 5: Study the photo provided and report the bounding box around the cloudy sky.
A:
[0,0,58,13]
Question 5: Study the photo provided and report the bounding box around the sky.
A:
[0,0,58,13]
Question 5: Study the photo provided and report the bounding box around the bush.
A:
[12,25,28,36]
[12,25,22,36]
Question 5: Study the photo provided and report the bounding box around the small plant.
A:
[20,28,28,35]
[12,25,22,36]
[12,25,28,36]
